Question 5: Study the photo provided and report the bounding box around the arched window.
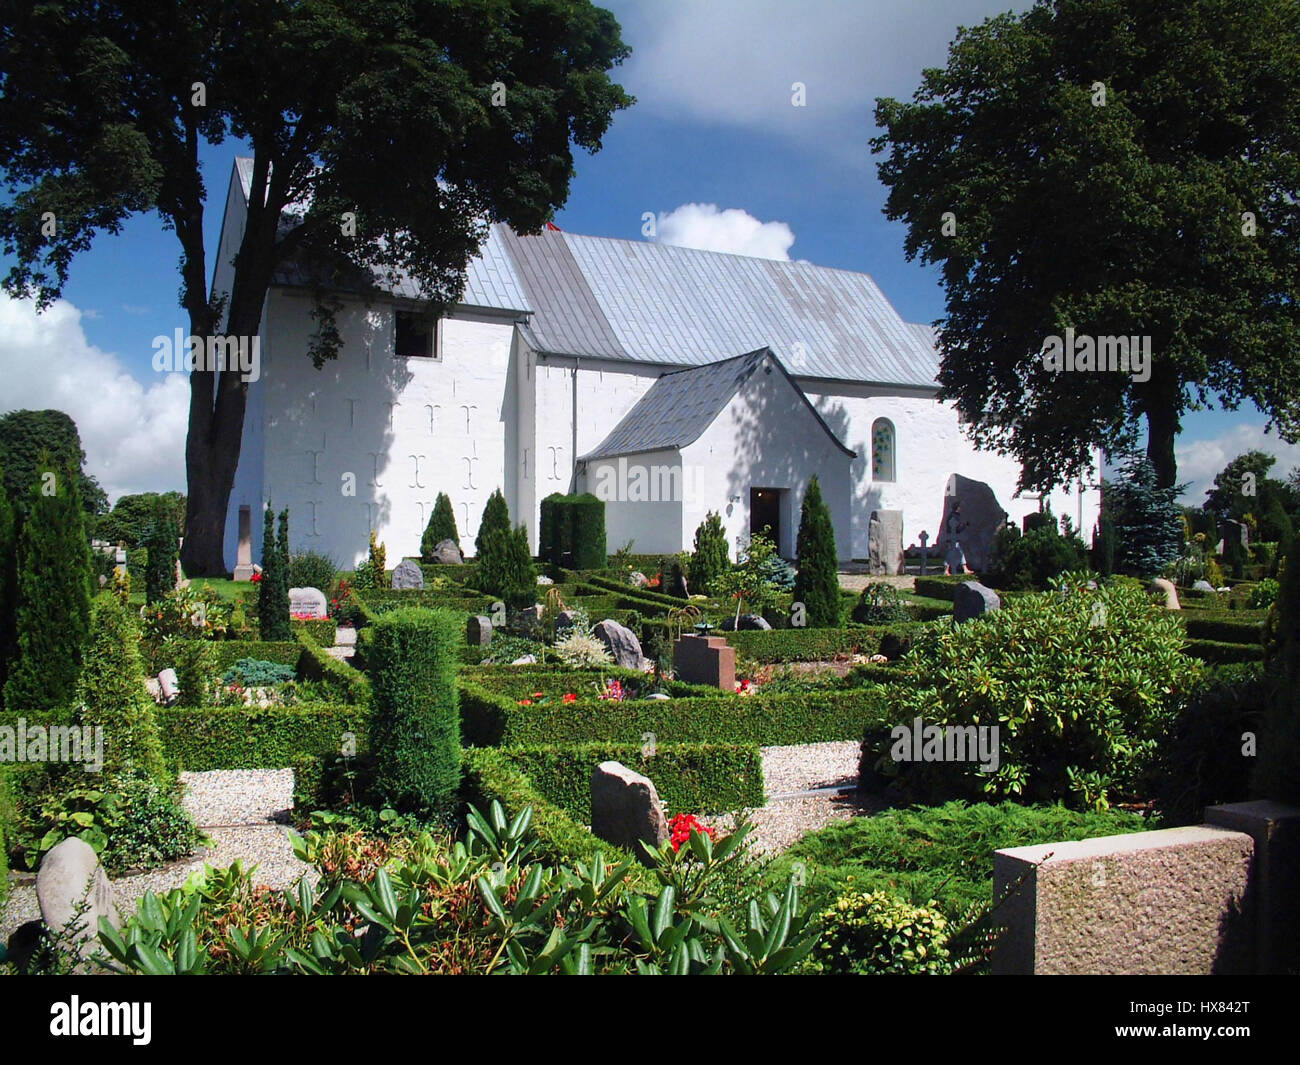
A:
[871,418,896,482]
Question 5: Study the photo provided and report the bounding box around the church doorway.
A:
[750,487,782,552]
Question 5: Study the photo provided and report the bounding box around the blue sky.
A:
[1,0,1293,504]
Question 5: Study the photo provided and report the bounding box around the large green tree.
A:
[873,0,1300,491]
[0,410,107,521]
[96,490,187,546]
[0,1,632,574]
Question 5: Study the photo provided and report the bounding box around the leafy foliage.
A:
[851,582,908,624]
[288,550,336,595]
[0,410,106,521]
[866,576,1200,806]
[792,476,840,626]
[807,891,951,975]
[95,491,186,546]
[872,0,1300,491]
[985,518,1089,590]
[710,532,784,625]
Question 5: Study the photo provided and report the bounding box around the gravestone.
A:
[936,474,1008,572]
[289,587,328,619]
[36,837,121,959]
[157,668,179,704]
[555,610,579,634]
[1149,578,1180,610]
[721,614,772,631]
[867,510,905,576]
[595,618,646,670]
[114,547,127,580]
[953,581,1000,623]
[918,530,930,577]
[391,558,424,590]
[590,761,670,857]
[629,571,648,588]
[429,539,464,565]
[1192,579,1217,594]
[466,616,493,646]
[673,634,736,691]
[233,505,256,581]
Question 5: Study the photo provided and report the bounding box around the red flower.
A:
[562,693,577,703]
[518,699,532,706]
[250,572,263,583]
[668,813,716,852]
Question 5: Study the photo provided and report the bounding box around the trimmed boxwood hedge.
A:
[419,562,479,585]
[912,575,979,601]
[291,617,338,645]
[368,607,463,817]
[584,576,687,608]
[500,743,764,818]
[461,747,637,870]
[296,631,372,705]
[463,664,726,701]
[459,678,897,747]
[360,588,496,615]
[720,623,925,663]
[1184,638,1264,663]
[1181,616,1264,644]
[157,702,366,773]
[141,639,302,677]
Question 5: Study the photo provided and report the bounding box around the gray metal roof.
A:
[506,226,940,388]
[580,348,855,461]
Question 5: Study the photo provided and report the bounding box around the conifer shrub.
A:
[689,511,730,599]
[476,488,511,560]
[479,525,537,611]
[3,466,92,716]
[75,592,168,783]
[793,476,840,627]
[143,500,179,606]
[538,493,606,568]
[422,492,460,558]
[258,503,291,641]
[368,607,463,819]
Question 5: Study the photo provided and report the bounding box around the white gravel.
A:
[760,740,861,798]
[180,768,295,826]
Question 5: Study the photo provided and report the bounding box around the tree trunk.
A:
[1143,373,1181,491]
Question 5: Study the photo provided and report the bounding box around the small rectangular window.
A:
[395,311,438,358]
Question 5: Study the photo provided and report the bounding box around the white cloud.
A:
[612,0,1030,142]
[1175,421,1300,506]
[655,203,795,259]
[0,294,189,503]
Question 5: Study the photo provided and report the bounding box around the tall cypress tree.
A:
[422,492,460,560]
[475,488,511,559]
[2,463,92,717]
[143,498,179,605]
[792,475,840,628]
[259,501,290,640]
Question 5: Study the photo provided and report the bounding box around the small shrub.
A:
[478,525,536,610]
[352,529,387,591]
[1248,579,1280,610]
[100,770,203,873]
[288,550,336,594]
[851,582,907,624]
[808,891,951,975]
[475,488,511,560]
[792,476,839,626]
[222,658,298,687]
[985,521,1088,590]
[689,511,730,594]
[553,630,615,670]
[421,492,461,558]
[173,638,217,707]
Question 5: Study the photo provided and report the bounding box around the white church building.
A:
[214,158,1099,569]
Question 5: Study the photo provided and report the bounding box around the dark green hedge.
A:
[368,607,463,817]
[291,618,338,645]
[459,678,897,747]
[912,575,979,601]
[584,576,686,608]
[462,664,725,701]
[296,631,372,705]
[419,562,479,585]
[720,623,925,663]
[501,743,764,819]
[141,638,302,677]
[359,588,496,615]
[0,765,12,910]
[157,702,366,773]
[1182,616,1264,644]
[539,493,606,569]
[462,747,637,870]
[1184,638,1264,663]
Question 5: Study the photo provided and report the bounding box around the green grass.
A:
[766,800,1152,919]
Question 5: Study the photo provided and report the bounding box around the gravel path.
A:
[2,769,311,945]
[700,740,883,856]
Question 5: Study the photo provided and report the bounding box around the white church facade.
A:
[213,158,1099,570]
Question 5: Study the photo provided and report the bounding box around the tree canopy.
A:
[872,0,1300,491]
[0,0,632,573]
[0,409,107,519]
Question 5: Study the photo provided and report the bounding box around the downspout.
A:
[571,358,579,493]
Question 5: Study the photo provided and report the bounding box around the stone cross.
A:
[918,530,929,577]
[233,505,255,581]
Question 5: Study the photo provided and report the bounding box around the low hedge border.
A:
[158,701,367,774]
[583,576,688,609]
[296,631,372,705]
[418,563,479,585]
[718,623,926,663]
[461,747,637,870]
[141,639,303,677]
[459,678,898,747]
[912,575,979,601]
[1184,639,1264,664]
[292,618,338,645]
[358,588,496,615]
[1182,617,1264,644]
[462,664,726,701]
[500,743,764,819]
